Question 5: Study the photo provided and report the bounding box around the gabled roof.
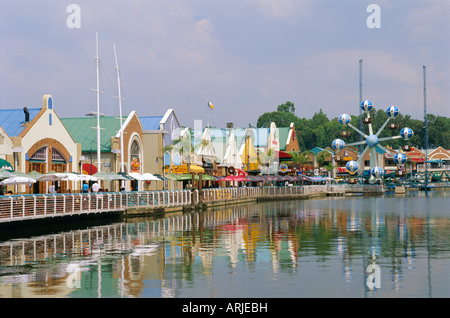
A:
[61,116,121,152]
[277,127,289,151]
[0,108,42,137]
[140,116,163,130]
[310,147,324,155]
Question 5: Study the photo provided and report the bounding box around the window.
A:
[52,148,66,163]
[30,147,47,161]
[130,139,141,173]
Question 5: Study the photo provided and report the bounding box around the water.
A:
[0,189,450,298]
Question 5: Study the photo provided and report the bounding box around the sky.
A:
[0,0,449,130]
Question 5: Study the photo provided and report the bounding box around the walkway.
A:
[0,185,383,224]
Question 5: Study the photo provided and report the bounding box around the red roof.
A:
[276,151,291,159]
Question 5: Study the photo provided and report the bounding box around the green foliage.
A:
[256,102,450,150]
[277,101,295,114]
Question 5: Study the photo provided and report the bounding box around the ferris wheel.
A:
[332,100,413,181]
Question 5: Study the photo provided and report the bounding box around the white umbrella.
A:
[0,169,16,180]
[62,173,84,181]
[129,172,145,181]
[0,176,36,185]
[37,171,68,181]
[79,174,97,181]
[141,173,162,181]
[129,172,161,181]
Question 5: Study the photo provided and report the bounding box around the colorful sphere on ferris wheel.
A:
[360,100,373,112]
[386,105,399,118]
[338,113,351,126]
[394,153,407,165]
[332,138,345,151]
[370,166,384,178]
[400,127,414,140]
[346,160,359,174]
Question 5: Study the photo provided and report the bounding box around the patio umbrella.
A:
[78,174,98,181]
[270,175,285,182]
[141,173,162,181]
[27,170,43,179]
[107,172,130,181]
[220,175,249,182]
[177,174,197,181]
[93,171,115,180]
[129,172,145,181]
[164,174,182,181]
[37,171,68,181]
[246,175,265,182]
[0,169,16,180]
[0,176,36,185]
[200,174,217,181]
[153,173,167,181]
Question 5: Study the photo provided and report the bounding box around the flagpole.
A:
[207,99,210,128]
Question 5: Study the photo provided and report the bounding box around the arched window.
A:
[52,148,66,163]
[130,139,141,173]
[30,147,47,161]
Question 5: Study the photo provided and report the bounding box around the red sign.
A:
[82,163,98,175]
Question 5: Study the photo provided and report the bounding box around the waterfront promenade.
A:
[0,184,384,224]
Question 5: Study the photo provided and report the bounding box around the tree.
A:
[289,151,311,171]
[256,101,450,151]
[277,101,295,114]
[311,109,329,126]
[256,110,298,128]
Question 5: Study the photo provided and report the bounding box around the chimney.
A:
[23,107,30,122]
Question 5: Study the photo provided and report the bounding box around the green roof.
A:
[278,127,289,151]
[61,117,121,152]
[310,147,324,155]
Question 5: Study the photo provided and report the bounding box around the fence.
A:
[0,190,192,224]
[0,184,382,224]
[200,185,338,203]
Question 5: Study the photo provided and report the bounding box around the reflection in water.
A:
[0,189,450,297]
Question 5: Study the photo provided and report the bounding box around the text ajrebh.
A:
[182,302,268,315]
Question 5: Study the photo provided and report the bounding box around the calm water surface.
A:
[1,189,450,298]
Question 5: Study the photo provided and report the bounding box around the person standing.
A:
[92,182,99,193]
[82,182,89,193]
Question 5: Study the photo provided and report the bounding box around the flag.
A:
[208,100,214,110]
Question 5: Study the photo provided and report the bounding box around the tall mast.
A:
[423,65,428,189]
[95,32,101,172]
[114,44,125,173]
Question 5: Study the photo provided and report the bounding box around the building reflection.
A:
[0,195,449,297]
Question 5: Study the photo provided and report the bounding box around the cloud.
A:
[0,0,448,129]
[245,0,312,19]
